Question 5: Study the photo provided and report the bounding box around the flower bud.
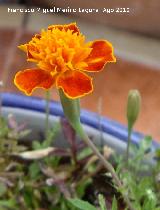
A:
[127,90,141,129]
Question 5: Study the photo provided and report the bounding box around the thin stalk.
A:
[45,90,50,139]
[126,125,132,166]
[76,123,135,210]
[98,97,103,153]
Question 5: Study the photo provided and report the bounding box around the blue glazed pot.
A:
[1,93,159,151]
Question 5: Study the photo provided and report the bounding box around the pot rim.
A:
[1,92,159,149]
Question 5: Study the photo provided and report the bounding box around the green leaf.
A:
[23,187,34,208]
[0,182,7,197]
[0,117,9,138]
[111,196,118,210]
[29,162,40,179]
[98,194,107,210]
[32,141,42,150]
[18,129,31,138]
[76,179,92,198]
[77,147,93,160]
[139,136,152,152]
[0,199,17,209]
[43,122,60,147]
[155,148,160,158]
[69,198,97,210]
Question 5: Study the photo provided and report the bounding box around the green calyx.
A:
[59,89,81,131]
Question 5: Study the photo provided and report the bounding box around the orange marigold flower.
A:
[14,23,116,99]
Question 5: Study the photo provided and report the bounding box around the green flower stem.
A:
[126,124,132,166]
[45,90,50,139]
[75,123,135,210]
[59,90,135,210]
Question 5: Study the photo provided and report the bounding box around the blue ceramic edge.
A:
[1,93,159,150]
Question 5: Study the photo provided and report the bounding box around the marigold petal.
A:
[48,22,80,34]
[84,40,116,72]
[26,44,40,60]
[14,68,56,95]
[57,70,93,99]
[18,44,27,52]
[34,34,41,39]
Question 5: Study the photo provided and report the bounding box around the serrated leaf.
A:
[69,198,97,210]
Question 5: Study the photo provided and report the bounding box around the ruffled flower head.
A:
[14,23,116,98]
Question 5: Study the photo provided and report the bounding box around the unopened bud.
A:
[127,90,141,129]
